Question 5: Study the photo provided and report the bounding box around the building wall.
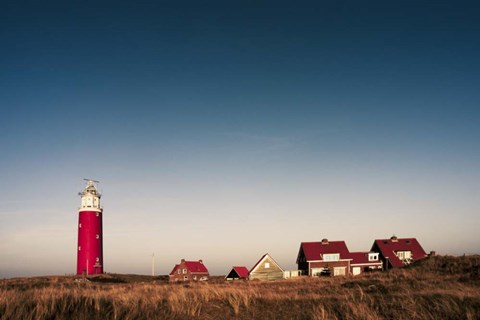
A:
[77,210,103,275]
[249,256,284,281]
[297,249,309,275]
[371,242,393,270]
[350,263,383,275]
[309,260,350,276]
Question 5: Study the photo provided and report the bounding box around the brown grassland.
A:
[1,255,480,319]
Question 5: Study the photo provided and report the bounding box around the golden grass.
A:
[1,255,479,319]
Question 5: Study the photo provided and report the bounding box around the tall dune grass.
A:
[1,255,479,319]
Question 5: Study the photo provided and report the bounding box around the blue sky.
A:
[1,1,479,277]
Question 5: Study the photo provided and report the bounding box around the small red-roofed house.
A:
[348,252,383,275]
[169,259,210,282]
[249,253,284,280]
[371,235,428,269]
[225,266,249,280]
[297,239,352,276]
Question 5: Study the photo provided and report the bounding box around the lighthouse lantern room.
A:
[76,179,104,275]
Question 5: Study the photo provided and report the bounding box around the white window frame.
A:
[183,268,187,274]
[396,251,412,261]
[265,262,270,269]
[323,254,340,262]
[368,253,379,261]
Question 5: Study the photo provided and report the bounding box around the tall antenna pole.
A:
[152,253,155,276]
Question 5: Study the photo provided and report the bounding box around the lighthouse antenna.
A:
[83,178,100,184]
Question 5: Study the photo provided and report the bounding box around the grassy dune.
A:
[1,255,479,319]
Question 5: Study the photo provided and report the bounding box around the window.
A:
[183,269,187,274]
[79,223,82,228]
[184,276,188,281]
[265,262,270,269]
[193,276,197,280]
[177,269,181,274]
[96,257,100,262]
[333,267,346,276]
[396,251,412,261]
[323,254,340,262]
[368,253,379,261]
[96,234,100,239]
[78,246,81,251]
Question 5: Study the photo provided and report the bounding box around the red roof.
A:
[348,252,371,264]
[184,261,209,274]
[169,260,209,275]
[299,241,351,261]
[232,266,249,278]
[348,252,383,266]
[372,237,427,268]
[169,264,179,276]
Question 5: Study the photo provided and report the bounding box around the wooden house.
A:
[225,266,249,280]
[169,259,209,282]
[249,253,284,280]
[371,235,427,269]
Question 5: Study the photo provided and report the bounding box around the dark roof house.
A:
[371,236,428,269]
[225,266,249,280]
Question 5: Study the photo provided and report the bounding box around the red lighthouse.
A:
[76,179,103,275]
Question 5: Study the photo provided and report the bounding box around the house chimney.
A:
[390,235,398,242]
[181,259,185,263]
[199,259,203,264]
[429,251,436,257]
[321,238,328,244]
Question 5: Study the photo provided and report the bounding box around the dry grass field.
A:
[1,255,479,319]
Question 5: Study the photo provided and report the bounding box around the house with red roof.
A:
[371,235,428,269]
[169,259,209,282]
[349,252,383,275]
[249,253,284,280]
[225,266,249,280]
[297,239,352,276]
[297,239,383,276]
